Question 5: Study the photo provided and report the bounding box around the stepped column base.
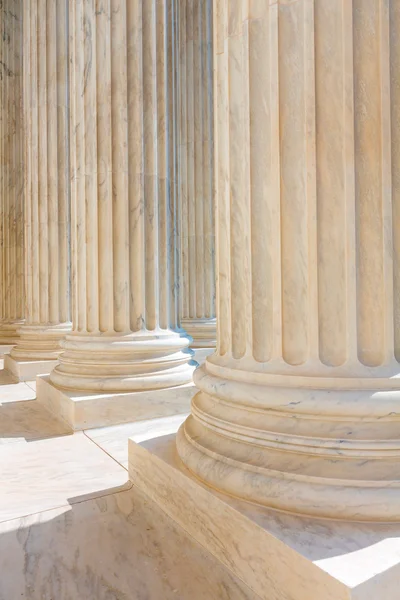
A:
[176,360,400,522]
[0,320,24,346]
[5,323,72,380]
[36,330,197,429]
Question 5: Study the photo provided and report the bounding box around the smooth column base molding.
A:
[129,434,400,600]
[4,355,59,381]
[37,376,197,430]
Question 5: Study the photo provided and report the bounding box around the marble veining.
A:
[0,486,260,600]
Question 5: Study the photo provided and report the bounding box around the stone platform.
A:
[0,360,258,599]
[129,432,400,600]
[37,375,196,430]
[4,354,59,381]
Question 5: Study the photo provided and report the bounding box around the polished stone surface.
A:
[37,376,196,430]
[0,371,259,600]
[0,433,130,522]
[86,414,188,469]
[0,486,260,600]
[4,355,59,381]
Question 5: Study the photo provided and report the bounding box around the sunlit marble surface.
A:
[37,375,195,430]
[86,414,188,468]
[0,433,130,522]
[130,434,400,600]
[0,487,259,600]
[0,371,261,599]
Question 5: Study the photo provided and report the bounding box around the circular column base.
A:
[10,323,72,361]
[181,318,216,349]
[0,320,24,345]
[176,363,400,522]
[50,329,197,392]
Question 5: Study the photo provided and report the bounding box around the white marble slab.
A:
[0,432,130,522]
[0,486,260,600]
[85,414,188,468]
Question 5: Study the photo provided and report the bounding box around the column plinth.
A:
[176,0,400,522]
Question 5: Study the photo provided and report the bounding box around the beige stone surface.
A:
[38,375,195,430]
[0,432,129,523]
[177,0,400,521]
[86,413,188,469]
[0,371,257,600]
[0,487,259,600]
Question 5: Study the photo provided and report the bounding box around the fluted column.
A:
[179,0,216,350]
[7,0,71,374]
[177,0,400,521]
[0,0,24,346]
[49,0,194,392]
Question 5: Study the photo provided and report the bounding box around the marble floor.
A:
[0,357,260,600]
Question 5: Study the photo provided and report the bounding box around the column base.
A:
[0,320,23,345]
[9,323,71,362]
[177,362,400,522]
[129,432,400,600]
[4,355,59,381]
[181,318,216,349]
[37,375,197,430]
[49,330,196,392]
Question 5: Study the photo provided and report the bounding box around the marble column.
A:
[177,0,400,521]
[6,0,72,380]
[179,0,216,356]
[47,0,194,394]
[0,0,24,348]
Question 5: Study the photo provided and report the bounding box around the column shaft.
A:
[50,0,194,392]
[179,0,216,349]
[9,0,71,365]
[0,0,24,345]
[177,0,400,521]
